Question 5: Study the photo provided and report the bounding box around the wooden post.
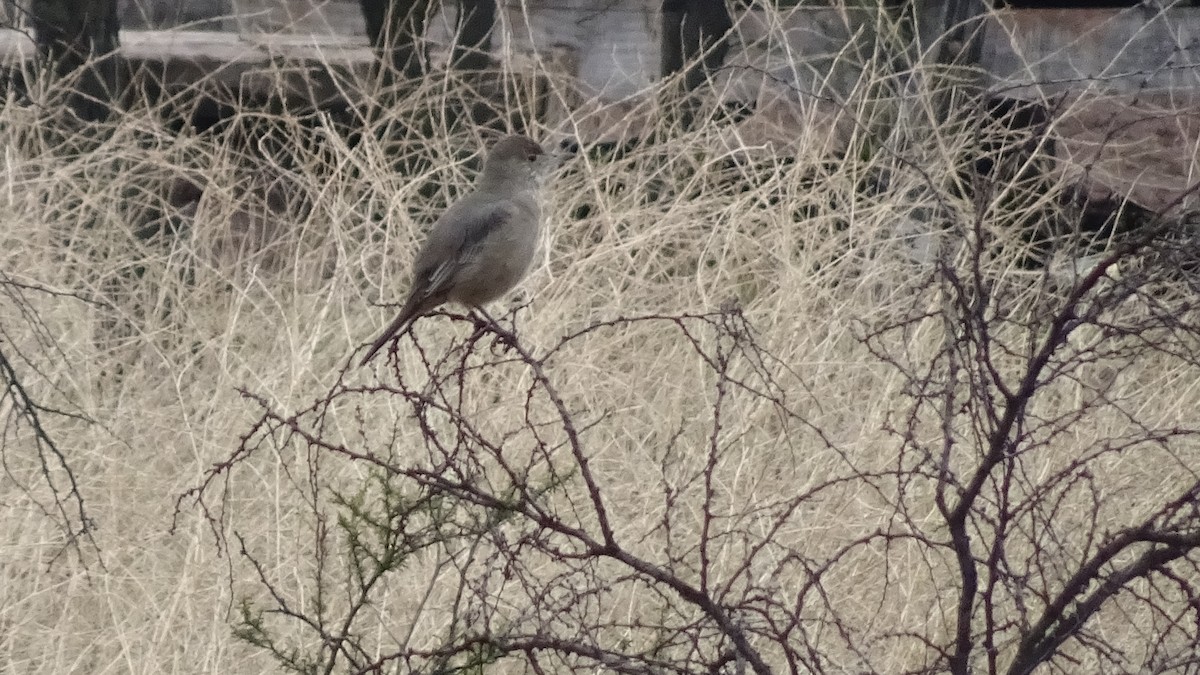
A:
[661,0,733,90]
[359,0,433,81]
[30,0,122,121]
[660,0,734,130]
[916,0,990,116]
[451,0,495,72]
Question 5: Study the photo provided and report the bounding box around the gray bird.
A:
[360,135,555,366]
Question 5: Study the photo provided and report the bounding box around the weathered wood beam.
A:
[29,0,121,120]
[359,0,431,80]
[1,29,373,105]
[451,0,495,71]
[981,7,1200,101]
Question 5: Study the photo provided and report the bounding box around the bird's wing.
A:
[360,198,514,366]
[411,195,515,300]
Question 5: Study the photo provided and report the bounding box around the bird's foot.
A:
[471,308,519,354]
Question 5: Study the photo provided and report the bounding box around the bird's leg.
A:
[474,306,519,352]
[507,296,533,334]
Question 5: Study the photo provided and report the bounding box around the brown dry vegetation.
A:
[3,18,1200,675]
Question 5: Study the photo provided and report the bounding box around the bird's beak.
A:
[535,148,571,187]
[546,136,579,168]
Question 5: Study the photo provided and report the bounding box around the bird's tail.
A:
[359,299,421,366]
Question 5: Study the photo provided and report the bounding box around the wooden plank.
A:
[9,7,1200,101]
[227,0,364,35]
[982,7,1200,100]
[724,6,873,101]
[0,29,371,67]
[426,0,654,99]
[0,29,373,103]
[1053,95,1200,213]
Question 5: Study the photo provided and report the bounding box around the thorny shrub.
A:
[179,197,1200,674]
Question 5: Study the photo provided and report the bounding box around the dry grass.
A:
[3,18,1200,675]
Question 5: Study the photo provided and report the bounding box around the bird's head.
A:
[479,135,558,192]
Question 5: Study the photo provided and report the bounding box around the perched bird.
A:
[360,135,556,366]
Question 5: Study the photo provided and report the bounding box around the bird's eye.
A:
[527,153,538,162]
